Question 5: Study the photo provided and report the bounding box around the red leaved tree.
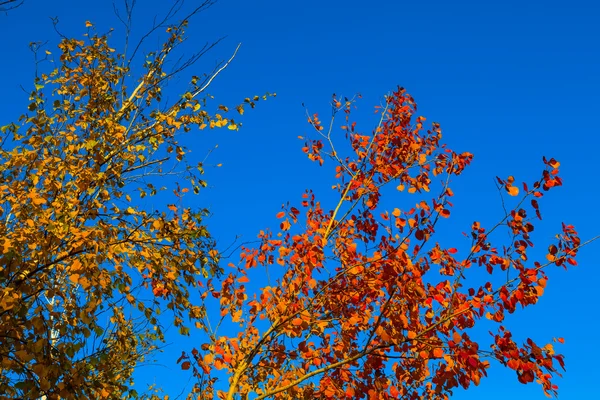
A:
[179,87,590,399]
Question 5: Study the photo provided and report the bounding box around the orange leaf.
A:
[32,196,47,205]
[538,278,547,288]
[433,347,444,358]
[2,238,11,254]
[276,211,285,219]
[237,276,250,283]
[453,331,462,344]
[507,186,519,196]
[535,286,544,296]
[281,219,291,231]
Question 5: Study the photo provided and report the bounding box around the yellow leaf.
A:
[166,271,177,280]
[32,196,47,205]
[85,21,93,28]
[14,350,33,362]
[152,220,163,230]
[71,259,82,273]
[79,276,91,290]
[2,239,11,254]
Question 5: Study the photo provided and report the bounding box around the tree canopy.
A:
[0,2,596,399]
[175,88,587,399]
[0,3,272,397]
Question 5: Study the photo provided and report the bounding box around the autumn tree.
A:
[0,1,272,398]
[177,87,594,399]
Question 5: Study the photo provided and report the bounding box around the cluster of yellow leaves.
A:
[0,18,273,399]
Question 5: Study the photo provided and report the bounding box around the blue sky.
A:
[1,0,598,398]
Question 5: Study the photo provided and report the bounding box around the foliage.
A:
[178,88,586,399]
[0,6,273,398]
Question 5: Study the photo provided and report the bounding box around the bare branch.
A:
[0,0,24,13]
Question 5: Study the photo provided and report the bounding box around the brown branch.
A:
[0,0,24,12]
[254,347,375,400]
[225,318,281,400]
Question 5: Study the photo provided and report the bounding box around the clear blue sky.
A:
[1,0,598,398]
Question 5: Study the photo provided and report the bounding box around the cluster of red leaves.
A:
[180,87,580,399]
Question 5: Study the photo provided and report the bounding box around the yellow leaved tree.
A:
[0,2,270,398]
